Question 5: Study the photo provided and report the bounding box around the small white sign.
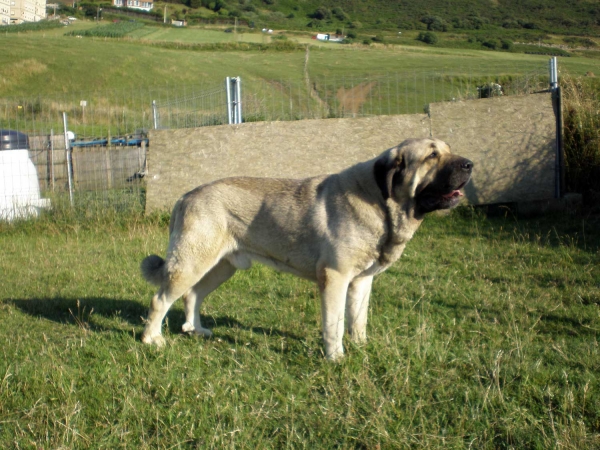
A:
[80,100,87,107]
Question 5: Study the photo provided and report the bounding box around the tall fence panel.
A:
[152,81,228,130]
[151,64,550,129]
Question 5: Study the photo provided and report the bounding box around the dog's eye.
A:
[428,151,438,159]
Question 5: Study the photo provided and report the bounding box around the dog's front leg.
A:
[346,276,373,344]
[318,267,351,361]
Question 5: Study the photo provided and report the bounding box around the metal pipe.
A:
[549,57,558,90]
[226,77,233,125]
[152,100,158,129]
[62,112,74,207]
[235,77,242,124]
[556,86,565,198]
[549,57,564,198]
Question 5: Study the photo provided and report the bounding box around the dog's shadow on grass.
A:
[4,297,302,345]
[5,297,147,333]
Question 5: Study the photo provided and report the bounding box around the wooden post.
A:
[71,149,77,188]
[105,148,113,189]
[46,132,52,189]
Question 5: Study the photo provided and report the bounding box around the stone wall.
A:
[146,93,555,212]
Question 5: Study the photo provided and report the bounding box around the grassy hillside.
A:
[80,0,600,36]
[2,28,600,100]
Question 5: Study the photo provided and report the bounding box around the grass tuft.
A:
[561,72,600,206]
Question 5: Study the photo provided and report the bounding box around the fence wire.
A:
[154,65,550,128]
[0,62,551,220]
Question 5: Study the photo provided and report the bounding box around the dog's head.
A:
[374,138,473,216]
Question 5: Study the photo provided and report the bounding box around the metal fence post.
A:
[62,112,74,207]
[235,77,242,124]
[226,77,233,125]
[152,100,158,129]
[226,77,242,125]
[549,57,565,198]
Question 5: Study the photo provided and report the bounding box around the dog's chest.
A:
[360,241,407,277]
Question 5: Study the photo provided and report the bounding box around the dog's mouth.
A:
[417,180,469,213]
[440,181,468,200]
[441,190,463,200]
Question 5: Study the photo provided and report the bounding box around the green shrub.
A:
[563,36,597,48]
[482,39,498,49]
[417,31,438,44]
[331,7,348,22]
[309,7,331,21]
[1,20,64,33]
[501,39,513,50]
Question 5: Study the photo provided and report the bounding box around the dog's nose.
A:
[461,159,473,172]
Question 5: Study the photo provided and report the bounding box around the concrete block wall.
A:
[146,93,555,212]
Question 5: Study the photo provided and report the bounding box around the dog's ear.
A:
[374,153,405,200]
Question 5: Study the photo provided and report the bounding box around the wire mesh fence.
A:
[0,131,147,222]
[153,65,550,128]
[0,62,552,221]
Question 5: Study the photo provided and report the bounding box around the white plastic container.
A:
[0,130,51,221]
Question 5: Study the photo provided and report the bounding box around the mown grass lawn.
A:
[0,209,598,448]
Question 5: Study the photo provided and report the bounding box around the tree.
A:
[211,0,225,12]
[420,16,449,32]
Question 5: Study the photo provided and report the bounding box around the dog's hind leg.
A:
[141,284,188,347]
[141,258,222,346]
[182,259,237,338]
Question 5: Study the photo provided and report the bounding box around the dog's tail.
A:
[141,255,166,286]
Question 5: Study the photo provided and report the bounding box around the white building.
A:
[112,0,153,13]
[0,0,13,25]
[0,0,46,25]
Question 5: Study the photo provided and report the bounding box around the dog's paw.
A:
[349,332,367,345]
[141,333,166,347]
[182,322,213,338]
[325,349,345,362]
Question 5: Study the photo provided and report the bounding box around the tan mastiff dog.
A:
[141,138,473,360]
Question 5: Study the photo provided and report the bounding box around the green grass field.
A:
[128,26,269,44]
[0,210,598,448]
[1,23,600,99]
[2,23,600,136]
